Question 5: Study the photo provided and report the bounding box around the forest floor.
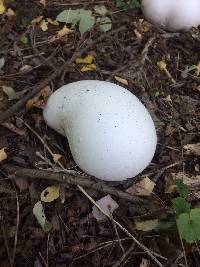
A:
[0,1,200,266]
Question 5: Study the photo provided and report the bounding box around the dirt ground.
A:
[0,1,200,266]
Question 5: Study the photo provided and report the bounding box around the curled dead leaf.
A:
[183,143,200,156]
[32,16,43,24]
[0,148,7,162]
[81,64,96,72]
[26,86,52,109]
[41,185,60,202]
[40,19,48,31]
[126,177,155,196]
[114,76,128,85]
[75,54,94,64]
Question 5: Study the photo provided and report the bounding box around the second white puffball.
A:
[43,80,157,181]
[142,0,200,32]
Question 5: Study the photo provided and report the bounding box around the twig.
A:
[6,167,149,205]
[112,243,135,267]
[0,26,125,124]
[77,185,164,267]
[152,161,182,182]
[11,183,19,267]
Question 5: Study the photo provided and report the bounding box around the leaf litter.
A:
[0,1,200,266]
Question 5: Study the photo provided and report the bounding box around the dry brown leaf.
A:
[26,86,52,109]
[14,177,28,191]
[92,195,119,222]
[126,177,155,196]
[39,0,46,6]
[183,143,200,156]
[172,172,200,189]
[114,76,128,85]
[53,153,62,163]
[57,25,73,37]
[0,148,7,162]
[81,64,96,72]
[164,176,176,193]
[75,54,94,64]
[196,62,200,76]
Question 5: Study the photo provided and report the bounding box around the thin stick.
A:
[11,183,20,267]
[77,185,164,267]
[7,167,148,205]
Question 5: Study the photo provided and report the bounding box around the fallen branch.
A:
[0,26,125,124]
[7,166,149,205]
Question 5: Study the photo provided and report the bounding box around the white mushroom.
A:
[142,0,200,31]
[43,80,157,181]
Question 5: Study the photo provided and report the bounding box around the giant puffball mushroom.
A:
[43,80,157,181]
[142,0,200,32]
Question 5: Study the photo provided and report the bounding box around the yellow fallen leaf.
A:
[157,60,167,71]
[135,219,159,232]
[32,16,43,24]
[75,54,94,64]
[81,64,96,72]
[41,185,60,202]
[126,177,155,196]
[0,0,5,14]
[47,18,59,26]
[40,19,48,31]
[6,8,15,16]
[57,25,73,37]
[114,76,128,85]
[0,148,7,162]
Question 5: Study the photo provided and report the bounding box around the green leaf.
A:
[20,36,28,44]
[79,12,95,35]
[2,85,17,100]
[175,179,189,198]
[172,197,191,217]
[56,9,95,35]
[130,0,141,9]
[33,201,52,232]
[94,5,108,16]
[56,9,82,26]
[97,16,112,32]
[177,208,200,243]
[115,0,126,8]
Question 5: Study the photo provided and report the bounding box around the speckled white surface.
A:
[43,80,157,181]
[142,0,200,31]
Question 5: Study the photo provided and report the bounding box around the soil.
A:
[0,1,200,267]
